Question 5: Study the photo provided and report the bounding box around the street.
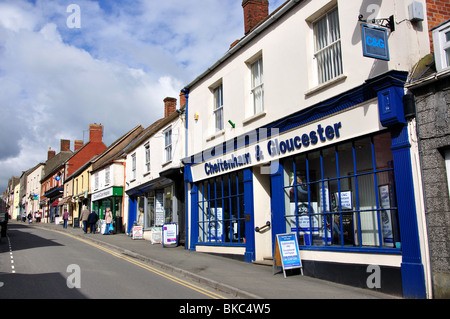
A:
[0,223,230,299]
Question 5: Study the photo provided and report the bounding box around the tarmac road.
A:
[0,223,231,299]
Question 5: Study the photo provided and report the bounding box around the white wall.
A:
[186,0,430,158]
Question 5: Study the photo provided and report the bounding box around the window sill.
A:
[206,130,225,142]
[305,74,347,97]
[162,160,172,168]
[243,111,266,126]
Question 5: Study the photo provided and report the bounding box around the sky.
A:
[0,0,286,192]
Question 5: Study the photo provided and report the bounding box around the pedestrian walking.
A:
[80,206,89,234]
[22,212,26,222]
[62,210,69,229]
[35,211,42,223]
[104,208,113,235]
[87,210,98,234]
[27,212,33,224]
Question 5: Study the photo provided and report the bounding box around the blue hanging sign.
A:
[361,24,390,61]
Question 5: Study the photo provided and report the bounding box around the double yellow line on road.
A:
[45,228,227,299]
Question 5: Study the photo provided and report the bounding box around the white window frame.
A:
[213,84,224,132]
[445,150,450,200]
[105,166,111,185]
[94,172,99,190]
[144,143,150,173]
[313,7,343,85]
[251,57,264,115]
[131,153,136,180]
[164,127,172,163]
[433,21,450,73]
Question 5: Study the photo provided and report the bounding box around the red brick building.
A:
[65,124,107,178]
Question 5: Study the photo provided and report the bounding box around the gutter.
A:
[406,68,450,89]
[182,0,303,91]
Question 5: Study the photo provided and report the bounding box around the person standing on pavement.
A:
[104,208,113,235]
[62,209,69,229]
[80,206,90,234]
[87,210,98,234]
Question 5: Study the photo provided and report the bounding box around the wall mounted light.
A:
[194,112,199,120]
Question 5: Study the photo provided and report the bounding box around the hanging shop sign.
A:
[361,24,390,61]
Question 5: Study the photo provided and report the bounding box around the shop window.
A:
[146,191,155,228]
[164,185,173,224]
[197,171,245,245]
[144,187,174,229]
[283,132,400,250]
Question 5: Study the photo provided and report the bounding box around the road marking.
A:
[42,228,227,299]
[7,236,15,274]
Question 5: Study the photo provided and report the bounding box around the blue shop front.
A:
[184,71,429,298]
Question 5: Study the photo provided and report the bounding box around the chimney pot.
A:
[242,0,269,35]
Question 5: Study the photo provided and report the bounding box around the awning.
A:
[58,197,72,206]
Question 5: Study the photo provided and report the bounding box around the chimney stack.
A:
[242,0,269,35]
[61,139,71,152]
[179,91,187,109]
[48,147,56,160]
[89,124,103,143]
[74,140,84,151]
[164,97,177,118]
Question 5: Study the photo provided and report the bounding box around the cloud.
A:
[0,0,285,192]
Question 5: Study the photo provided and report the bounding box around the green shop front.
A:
[91,186,124,233]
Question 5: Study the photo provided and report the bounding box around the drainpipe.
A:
[181,88,190,250]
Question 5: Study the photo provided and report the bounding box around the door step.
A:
[252,256,273,267]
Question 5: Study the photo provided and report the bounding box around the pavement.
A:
[17,221,398,299]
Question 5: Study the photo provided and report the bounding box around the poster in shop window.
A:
[379,185,394,247]
[155,190,165,226]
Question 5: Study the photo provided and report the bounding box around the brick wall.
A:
[427,0,450,51]
[164,97,177,118]
[242,0,269,35]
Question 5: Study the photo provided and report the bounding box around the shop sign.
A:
[92,188,113,201]
[361,24,390,61]
[203,122,342,178]
[132,225,143,240]
[162,223,178,247]
[274,233,303,278]
[190,102,383,182]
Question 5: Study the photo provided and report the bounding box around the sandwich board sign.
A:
[273,233,303,278]
[162,223,178,247]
